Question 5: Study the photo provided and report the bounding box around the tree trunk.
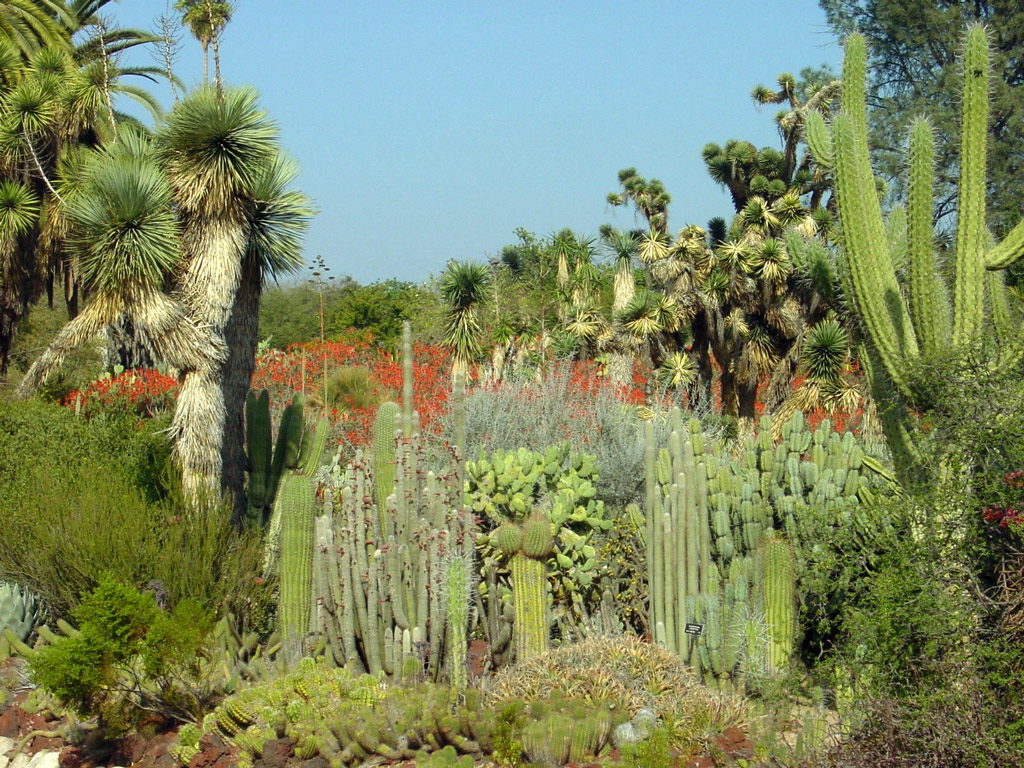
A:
[173,215,247,503]
[689,314,714,412]
[222,255,262,523]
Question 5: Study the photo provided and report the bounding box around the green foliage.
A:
[840,538,973,695]
[467,443,612,635]
[30,575,217,725]
[451,364,662,508]
[259,278,433,349]
[0,407,269,622]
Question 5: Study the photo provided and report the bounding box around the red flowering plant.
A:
[982,470,1024,535]
[250,331,451,455]
[63,369,179,420]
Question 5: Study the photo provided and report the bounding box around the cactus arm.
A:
[833,101,918,396]
[985,217,1024,269]
[952,25,990,347]
[804,110,833,170]
[906,118,948,358]
[987,269,1015,343]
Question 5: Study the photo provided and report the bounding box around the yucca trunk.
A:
[173,215,248,501]
[221,255,263,521]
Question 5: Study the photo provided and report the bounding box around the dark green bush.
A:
[30,575,217,727]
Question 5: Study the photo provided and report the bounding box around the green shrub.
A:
[0,458,269,622]
[0,399,172,501]
[30,575,218,727]
[0,399,268,622]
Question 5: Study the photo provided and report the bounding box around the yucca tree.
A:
[156,85,310,505]
[440,260,491,382]
[0,5,170,377]
[17,133,214,392]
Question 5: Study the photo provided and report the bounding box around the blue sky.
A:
[113,1,842,285]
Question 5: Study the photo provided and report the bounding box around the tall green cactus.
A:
[373,401,398,516]
[806,26,1024,476]
[645,407,890,689]
[444,554,473,695]
[260,392,329,668]
[761,533,795,674]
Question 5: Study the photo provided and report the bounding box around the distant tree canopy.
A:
[258,278,435,348]
[819,0,1024,236]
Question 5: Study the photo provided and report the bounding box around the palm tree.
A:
[439,260,490,382]
[0,1,70,57]
[156,84,310,505]
[176,0,232,89]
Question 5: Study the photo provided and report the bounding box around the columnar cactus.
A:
[645,407,890,688]
[373,401,398,517]
[761,533,795,674]
[805,26,1024,476]
[444,553,473,694]
[313,330,473,680]
[245,388,303,526]
[259,391,329,668]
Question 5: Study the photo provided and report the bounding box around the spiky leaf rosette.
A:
[157,85,278,215]
[244,153,313,281]
[657,352,697,389]
[68,147,180,294]
[0,180,39,248]
[802,318,849,384]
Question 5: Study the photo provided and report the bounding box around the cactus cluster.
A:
[804,26,1024,476]
[466,444,612,662]
[192,658,634,768]
[310,325,474,682]
[315,428,472,680]
[645,408,890,688]
[520,695,618,767]
[192,661,496,768]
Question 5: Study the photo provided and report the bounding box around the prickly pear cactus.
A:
[466,443,612,626]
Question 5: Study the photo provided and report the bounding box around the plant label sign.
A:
[684,623,704,636]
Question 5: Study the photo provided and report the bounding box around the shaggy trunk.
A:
[173,215,247,502]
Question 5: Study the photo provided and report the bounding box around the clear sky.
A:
[112,1,842,285]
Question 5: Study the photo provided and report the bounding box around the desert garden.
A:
[2,2,1024,767]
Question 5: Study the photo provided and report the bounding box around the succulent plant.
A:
[0,581,40,648]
